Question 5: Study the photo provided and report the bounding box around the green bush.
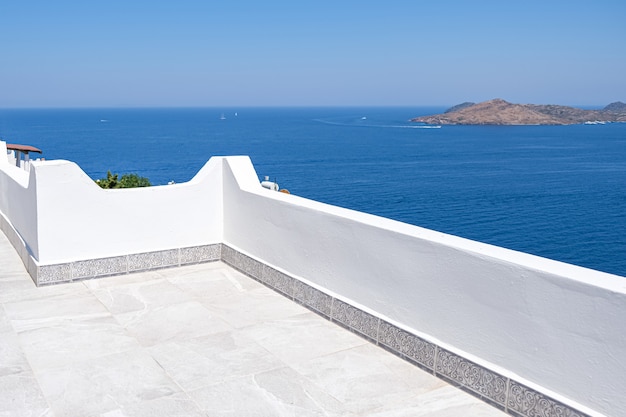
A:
[96,171,152,188]
[119,173,152,188]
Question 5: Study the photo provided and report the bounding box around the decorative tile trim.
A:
[72,256,128,279]
[262,264,294,297]
[507,381,589,417]
[128,249,179,272]
[293,280,333,318]
[30,244,222,286]
[239,253,263,280]
[331,298,380,342]
[180,244,220,265]
[221,245,263,280]
[37,263,72,285]
[378,320,436,371]
[435,348,508,406]
[220,243,238,266]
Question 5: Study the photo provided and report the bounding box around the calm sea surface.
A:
[1,107,625,277]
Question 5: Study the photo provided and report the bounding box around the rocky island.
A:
[412,99,626,125]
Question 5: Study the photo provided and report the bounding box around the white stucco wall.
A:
[34,159,225,264]
[0,148,225,264]
[0,145,40,258]
[221,157,626,417]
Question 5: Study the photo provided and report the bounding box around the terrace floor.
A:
[0,232,507,417]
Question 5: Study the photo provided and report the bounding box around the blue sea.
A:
[1,107,625,278]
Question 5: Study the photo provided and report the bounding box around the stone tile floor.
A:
[0,232,507,416]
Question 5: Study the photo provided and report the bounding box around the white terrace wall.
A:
[221,157,626,417]
[0,150,225,266]
[1,146,624,416]
[31,159,224,264]
[0,142,40,259]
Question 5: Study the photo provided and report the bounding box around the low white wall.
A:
[0,147,225,264]
[222,157,625,417]
[0,143,40,258]
[33,159,224,264]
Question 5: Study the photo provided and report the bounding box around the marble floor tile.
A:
[16,314,141,371]
[0,274,38,303]
[0,305,12,332]
[148,330,285,391]
[82,269,163,289]
[0,324,30,368]
[87,277,194,315]
[99,392,205,417]
[292,343,447,415]
[3,284,103,323]
[364,384,507,417]
[37,349,181,417]
[0,243,27,274]
[240,312,367,367]
[115,300,233,346]
[0,371,53,417]
[0,307,52,416]
[0,278,87,305]
[188,367,349,417]
[158,260,228,281]
[0,327,33,382]
[200,285,309,328]
[166,262,264,301]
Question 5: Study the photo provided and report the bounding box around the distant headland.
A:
[412,99,626,125]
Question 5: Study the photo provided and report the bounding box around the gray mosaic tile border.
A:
[331,298,380,343]
[262,264,294,297]
[435,348,508,409]
[507,381,589,417]
[378,320,436,372]
[220,244,592,417]
[38,263,72,284]
[128,249,179,273]
[73,256,128,279]
[32,244,221,286]
[293,279,332,318]
[180,244,221,265]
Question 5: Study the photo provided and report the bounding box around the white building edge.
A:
[1,140,624,417]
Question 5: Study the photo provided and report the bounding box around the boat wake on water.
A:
[313,118,441,129]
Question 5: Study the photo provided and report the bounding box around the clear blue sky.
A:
[1,0,624,107]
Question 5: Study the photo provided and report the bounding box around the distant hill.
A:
[444,102,475,113]
[603,101,626,112]
[412,99,626,125]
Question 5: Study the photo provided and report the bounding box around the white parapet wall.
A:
[0,142,226,281]
[1,143,624,417]
[31,159,224,263]
[0,141,39,263]
[221,157,626,417]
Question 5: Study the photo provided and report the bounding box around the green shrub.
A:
[96,171,152,188]
[119,173,152,188]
